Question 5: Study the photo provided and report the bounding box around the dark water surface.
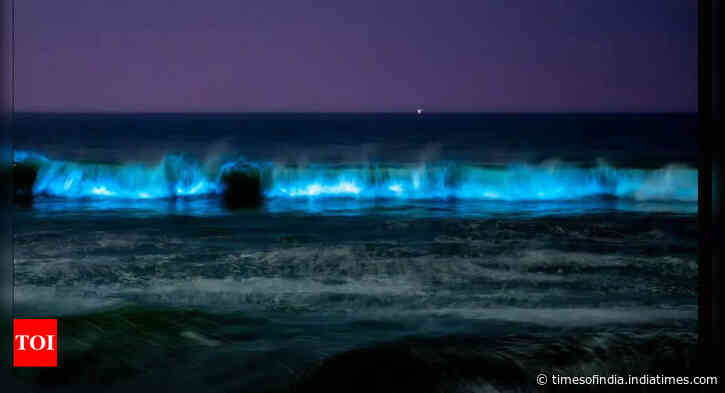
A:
[12,112,697,165]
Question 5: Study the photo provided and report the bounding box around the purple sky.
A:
[17,0,696,112]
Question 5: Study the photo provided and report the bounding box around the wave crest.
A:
[13,150,697,202]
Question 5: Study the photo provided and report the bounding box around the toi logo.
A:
[13,319,58,367]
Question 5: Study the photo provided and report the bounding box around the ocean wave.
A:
[13,150,697,202]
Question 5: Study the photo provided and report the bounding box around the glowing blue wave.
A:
[14,151,697,202]
[15,151,221,199]
[265,162,697,202]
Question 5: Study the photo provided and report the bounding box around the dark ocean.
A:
[11,113,699,392]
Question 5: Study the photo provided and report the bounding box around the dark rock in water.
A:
[289,336,529,393]
[289,332,697,393]
[13,163,37,206]
[221,165,262,209]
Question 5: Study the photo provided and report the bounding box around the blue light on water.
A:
[264,163,697,202]
[13,150,697,205]
[91,186,113,196]
[14,151,221,199]
[274,180,362,197]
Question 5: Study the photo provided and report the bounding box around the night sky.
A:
[17,0,696,112]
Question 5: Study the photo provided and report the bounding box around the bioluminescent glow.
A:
[15,151,221,199]
[91,186,113,196]
[279,181,361,197]
[14,150,698,203]
[264,162,697,202]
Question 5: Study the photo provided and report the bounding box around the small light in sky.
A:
[417,108,423,115]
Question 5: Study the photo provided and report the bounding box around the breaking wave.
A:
[13,150,697,202]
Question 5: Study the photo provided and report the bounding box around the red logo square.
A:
[13,319,58,367]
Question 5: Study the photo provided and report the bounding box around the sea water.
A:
[12,113,698,392]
